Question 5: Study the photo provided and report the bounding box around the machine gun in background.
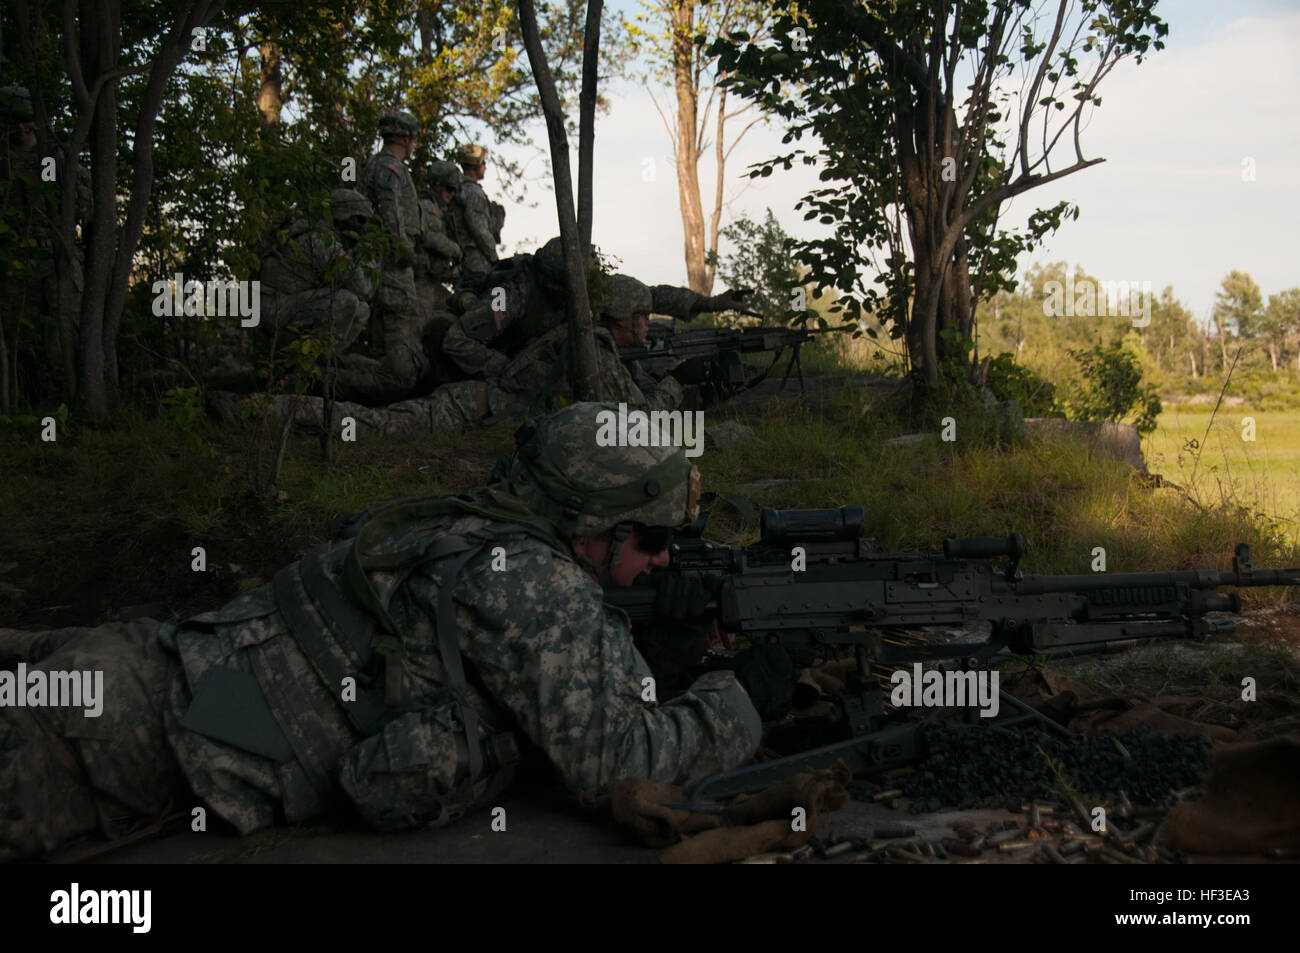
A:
[604,506,1300,800]
[619,323,850,395]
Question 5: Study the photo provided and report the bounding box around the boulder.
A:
[1023,418,1149,473]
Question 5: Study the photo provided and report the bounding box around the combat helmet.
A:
[427,160,462,191]
[506,402,700,573]
[330,188,373,224]
[378,111,419,139]
[0,85,34,122]
[597,274,653,322]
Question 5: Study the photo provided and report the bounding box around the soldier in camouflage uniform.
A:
[441,235,752,380]
[197,189,379,393]
[346,111,432,403]
[413,160,465,384]
[448,144,501,306]
[0,404,760,860]
[240,273,689,440]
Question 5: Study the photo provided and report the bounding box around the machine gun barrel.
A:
[604,508,1299,657]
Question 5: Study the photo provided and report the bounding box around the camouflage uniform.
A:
[441,237,566,378]
[449,144,500,300]
[441,240,737,378]
[199,191,378,394]
[348,112,431,403]
[0,405,759,860]
[249,318,684,440]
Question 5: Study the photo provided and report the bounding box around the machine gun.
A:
[619,324,849,394]
[603,506,1299,800]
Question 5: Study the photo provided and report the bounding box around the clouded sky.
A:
[491,0,1299,320]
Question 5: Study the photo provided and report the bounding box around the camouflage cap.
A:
[0,85,33,122]
[428,160,462,190]
[598,274,653,322]
[458,143,488,166]
[330,188,374,222]
[378,111,419,138]
[507,402,700,539]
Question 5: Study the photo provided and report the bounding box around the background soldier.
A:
[449,143,501,307]
[415,159,464,313]
[250,273,693,439]
[0,403,760,860]
[199,189,378,393]
[349,111,432,404]
[441,236,752,381]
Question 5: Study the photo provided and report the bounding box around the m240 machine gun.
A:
[604,506,1299,800]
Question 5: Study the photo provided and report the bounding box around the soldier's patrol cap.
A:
[458,143,489,166]
[378,111,419,138]
[0,85,34,122]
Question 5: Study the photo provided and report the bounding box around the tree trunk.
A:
[258,41,284,125]
[671,2,707,293]
[518,0,600,400]
[77,0,122,418]
[577,1,602,260]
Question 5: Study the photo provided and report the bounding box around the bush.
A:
[985,353,1059,416]
[1067,339,1162,436]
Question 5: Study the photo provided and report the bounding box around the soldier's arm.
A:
[420,202,463,261]
[459,548,761,793]
[650,285,750,322]
[458,188,499,262]
[442,310,510,377]
[373,171,416,261]
[649,285,707,322]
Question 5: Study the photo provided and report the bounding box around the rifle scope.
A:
[761,506,864,547]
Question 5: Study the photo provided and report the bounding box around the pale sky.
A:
[487,0,1299,321]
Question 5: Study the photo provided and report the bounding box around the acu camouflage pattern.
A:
[0,620,187,862]
[258,217,376,346]
[451,177,499,292]
[441,254,559,377]
[0,486,760,859]
[346,148,436,403]
[505,401,698,537]
[253,322,684,439]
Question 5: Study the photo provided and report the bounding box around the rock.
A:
[1023,418,1149,473]
[737,478,794,499]
[992,399,1027,445]
[707,420,758,449]
[883,433,931,448]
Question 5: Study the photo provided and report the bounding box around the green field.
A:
[1145,407,1300,538]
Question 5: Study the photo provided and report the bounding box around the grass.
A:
[1144,407,1300,540]
[697,396,1300,582]
[3,375,1297,629]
